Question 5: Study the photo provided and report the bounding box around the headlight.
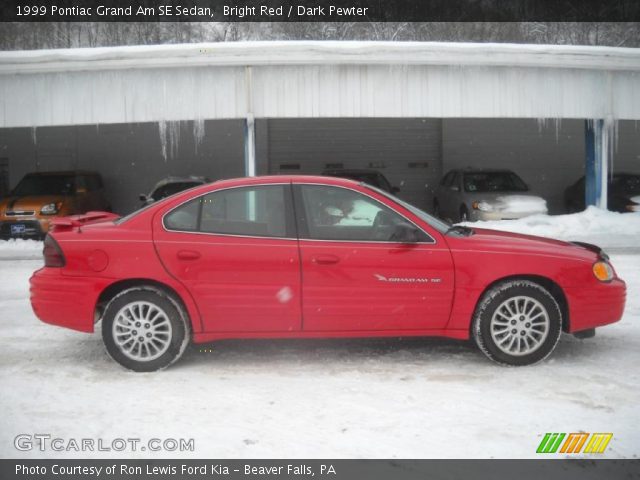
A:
[472,201,494,212]
[593,261,614,282]
[40,203,60,215]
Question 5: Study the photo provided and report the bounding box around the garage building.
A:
[0,42,638,215]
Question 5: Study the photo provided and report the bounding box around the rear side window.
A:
[164,185,288,238]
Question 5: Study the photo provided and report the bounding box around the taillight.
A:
[43,235,65,267]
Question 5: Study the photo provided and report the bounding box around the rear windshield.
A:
[463,172,528,193]
[12,174,75,196]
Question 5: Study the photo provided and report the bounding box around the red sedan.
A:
[29,176,626,371]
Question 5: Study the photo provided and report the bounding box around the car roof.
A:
[209,175,363,189]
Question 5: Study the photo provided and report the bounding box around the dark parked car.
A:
[322,169,399,194]
[139,176,210,207]
[0,171,110,239]
[564,173,640,213]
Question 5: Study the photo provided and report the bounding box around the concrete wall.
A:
[0,120,245,214]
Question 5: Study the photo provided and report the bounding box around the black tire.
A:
[102,287,190,372]
[472,280,562,366]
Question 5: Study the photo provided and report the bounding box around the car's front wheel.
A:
[102,287,190,372]
[473,280,562,366]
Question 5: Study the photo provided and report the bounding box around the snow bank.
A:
[461,206,640,249]
[0,239,42,259]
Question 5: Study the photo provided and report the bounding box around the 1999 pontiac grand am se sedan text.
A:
[29,176,626,371]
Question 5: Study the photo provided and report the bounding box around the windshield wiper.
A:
[446,225,474,237]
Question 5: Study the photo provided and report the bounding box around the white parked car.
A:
[434,169,548,222]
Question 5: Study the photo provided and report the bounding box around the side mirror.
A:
[391,186,400,194]
[139,194,148,202]
[390,222,420,243]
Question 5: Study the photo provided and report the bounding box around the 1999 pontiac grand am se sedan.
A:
[29,175,626,371]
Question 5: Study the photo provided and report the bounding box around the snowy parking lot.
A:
[1,209,639,459]
[0,253,638,459]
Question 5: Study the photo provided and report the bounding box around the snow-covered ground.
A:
[1,209,639,459]
[1,257,639,458]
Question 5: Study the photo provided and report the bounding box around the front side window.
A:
[300,185,430,242]
[164,185,287,238]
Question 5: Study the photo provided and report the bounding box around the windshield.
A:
[612,174,640,194]
[365,184,451,234]
[11,174,75,196]
[152,182,202,200]
[463,172,528,193]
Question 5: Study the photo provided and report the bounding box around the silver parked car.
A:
[434,169,547,222]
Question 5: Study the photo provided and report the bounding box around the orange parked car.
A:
[0,171,111,239]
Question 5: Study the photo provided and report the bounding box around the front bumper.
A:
[29,267,107,333]
[565,278,627,333]
[471,210,546,221]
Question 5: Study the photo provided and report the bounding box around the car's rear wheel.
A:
[473,280,562,366]
[102,287,190,372]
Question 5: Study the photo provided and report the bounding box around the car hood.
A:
[447,227,598,262]
[0,195,67,212]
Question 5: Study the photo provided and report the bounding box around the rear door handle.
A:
[312,254,340,265]
[177,250,201,261]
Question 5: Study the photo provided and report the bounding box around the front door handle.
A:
[312,254,340,265]
[177,250,201,261]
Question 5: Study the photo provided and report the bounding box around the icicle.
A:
[193,118,205,154]
[554,118,561,143]
[158,121,167,161]
[158,120,182,161]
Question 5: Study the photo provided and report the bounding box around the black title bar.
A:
[2,0,640,22]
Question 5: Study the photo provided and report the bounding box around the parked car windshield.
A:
[612,174,640,194]
[366,185,451,234]
[152,181,202,200]
[463,172,528,193]
[11,174,75,196]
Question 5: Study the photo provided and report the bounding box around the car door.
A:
[153,183,302,333]
[295,183,454,332]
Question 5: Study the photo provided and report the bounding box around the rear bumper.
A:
[0,218,48,238]
[565,278,627,333]
[29,268,105,333]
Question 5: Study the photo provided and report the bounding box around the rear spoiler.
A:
[50,211,120,232]
[570,241,609,261]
